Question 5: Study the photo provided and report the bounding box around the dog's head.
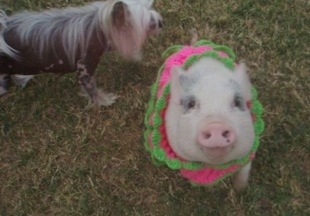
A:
[101,0,162,61]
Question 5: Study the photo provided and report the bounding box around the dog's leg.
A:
[12,75,34,88]
[77,61,117,108]
[0,74,11,96]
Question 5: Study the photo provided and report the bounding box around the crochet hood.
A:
[144,40,264,186]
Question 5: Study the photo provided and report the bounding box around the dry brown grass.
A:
[0,0,310,215]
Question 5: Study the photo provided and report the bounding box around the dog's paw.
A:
[12,75,34,88]
[95,90,118,106]
[0,86,8,96]
[84,90,118,109]
[0,75,10,96]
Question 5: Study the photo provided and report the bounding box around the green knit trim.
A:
[193,39,236,60]
[161,45,183,59]
[194,39,217,47]
[182,51,235,70]
[144,40,264,173]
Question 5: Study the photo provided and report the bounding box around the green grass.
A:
[0,0,309,215]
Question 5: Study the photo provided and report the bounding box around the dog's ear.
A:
[112,1,130,28]
[144,0,154,8]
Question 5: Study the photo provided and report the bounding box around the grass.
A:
[0,0,309,215]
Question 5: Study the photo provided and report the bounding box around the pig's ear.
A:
[179,69,198,92]
[235,62,252,101]
[170,66,183,103]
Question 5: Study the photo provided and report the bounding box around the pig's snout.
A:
[198,123,236,157]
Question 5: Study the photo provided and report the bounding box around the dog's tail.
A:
[0,10,19,59]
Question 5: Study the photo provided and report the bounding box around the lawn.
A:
[0,0,309,215]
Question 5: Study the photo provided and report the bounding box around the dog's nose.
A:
[149,17,162,30]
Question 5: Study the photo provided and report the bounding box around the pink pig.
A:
[166,58,254,191]
[144,40,264,191]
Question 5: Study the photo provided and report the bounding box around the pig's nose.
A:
[198,123,236,149]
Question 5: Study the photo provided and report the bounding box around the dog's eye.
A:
[149,17,157,30]
[149,17,162,30]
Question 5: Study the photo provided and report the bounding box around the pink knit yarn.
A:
[155,45,253,185]
[180,152,256,185]
[157,46,213,97]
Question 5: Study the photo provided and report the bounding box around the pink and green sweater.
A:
[144,40,264,186]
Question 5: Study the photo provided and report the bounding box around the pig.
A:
[166,58,254,191]
[144,40,264,191]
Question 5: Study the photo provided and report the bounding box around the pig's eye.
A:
[180,96,197,112]
[187,100,196,109]
[233,95,245,111]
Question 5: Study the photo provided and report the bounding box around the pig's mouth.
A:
[200,145,234,163]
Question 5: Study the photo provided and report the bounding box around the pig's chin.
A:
[200,146,235,165]
[197,141,253,165]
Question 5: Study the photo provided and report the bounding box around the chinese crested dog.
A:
[0,0,162,106]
